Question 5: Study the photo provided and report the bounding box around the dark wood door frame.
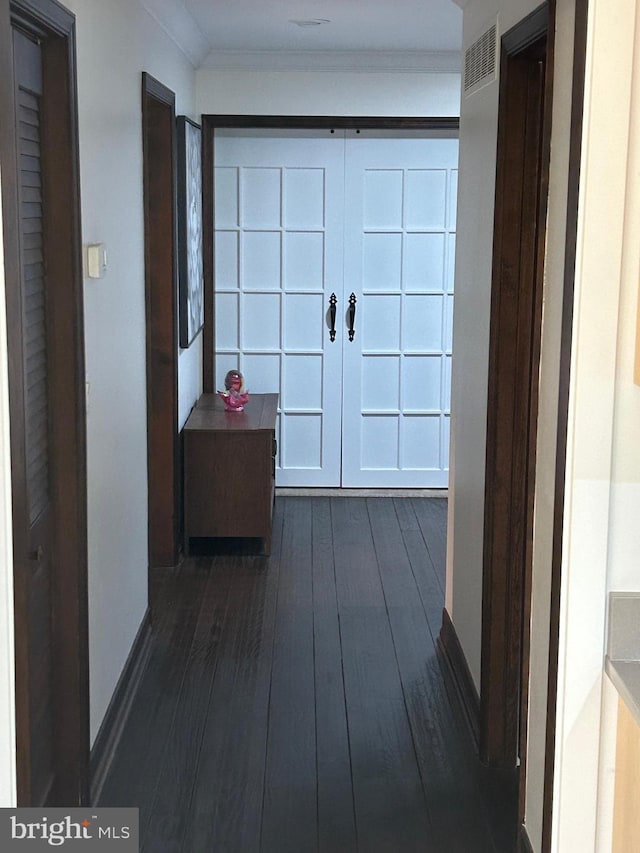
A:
[479,2,592,849]
[200,114,459,394]
[0,0,89,805]
[480,0,553,807]
[480,3,590,848]
[142,73,180,569]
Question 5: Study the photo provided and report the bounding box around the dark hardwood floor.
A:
[98,497,514,852]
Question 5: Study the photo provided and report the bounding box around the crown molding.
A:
[139,0,211,67]
[199,49,462,74]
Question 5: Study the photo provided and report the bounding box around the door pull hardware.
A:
[348,293,357,342]
[30,545,44,563]
[329,292,337,342]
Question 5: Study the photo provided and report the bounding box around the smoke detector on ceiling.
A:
[289,18,331,27]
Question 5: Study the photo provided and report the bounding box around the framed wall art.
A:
[177,116,204,348]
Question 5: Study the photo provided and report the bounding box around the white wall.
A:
[197,69,461,117]
[606,2,640,598]
[64,0,199,744]
[0,170,16,807]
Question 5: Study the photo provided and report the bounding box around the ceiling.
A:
[179,0,463,68]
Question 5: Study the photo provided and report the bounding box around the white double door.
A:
[214,129,457,487]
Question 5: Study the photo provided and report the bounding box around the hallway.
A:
[98,497,513,852]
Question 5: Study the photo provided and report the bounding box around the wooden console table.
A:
[183,393,278,554]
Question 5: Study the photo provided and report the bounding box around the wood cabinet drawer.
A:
[183,393,278,554]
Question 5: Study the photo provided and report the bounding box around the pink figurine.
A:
[217,369,250,412]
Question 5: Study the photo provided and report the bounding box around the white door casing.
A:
[214,129,457,488]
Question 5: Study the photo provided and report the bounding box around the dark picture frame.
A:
[177,116,204,347]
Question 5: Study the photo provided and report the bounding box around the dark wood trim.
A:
[480,7,551,775]
[90,610,152,804]
[1,0,89,805]
[142,72,180,567]
[41,7,89,807]
[542,0,589,849]
[201,112,460,392]
[518,823,535,853]
[437,608,480,750]
[10,0,73,36]
[141,71,174,106]
[202,114,459,131]
[503,4,549,55]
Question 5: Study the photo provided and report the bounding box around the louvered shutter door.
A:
[14,27,56,805]
[18,85,50,526]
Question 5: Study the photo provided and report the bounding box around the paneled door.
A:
[214,130,344,486]
[214,129,457,488]
[342,131,457,487]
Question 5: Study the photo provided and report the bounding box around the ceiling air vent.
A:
[464,23,497,95]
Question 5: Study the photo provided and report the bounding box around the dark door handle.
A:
[30,545,43,562]
[329,292,337,342]
[348,293,357,341]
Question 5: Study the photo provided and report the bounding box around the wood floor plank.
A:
[367,498,498,853]
[140,560,234,852]
[411,498,448,593]
[332,497,431,852]
[393,498,445,644]
[260,497,317,853]
[311,498,357,852]
[182,502,285,853]
[97,560,212,813]
[98,497,510,853]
